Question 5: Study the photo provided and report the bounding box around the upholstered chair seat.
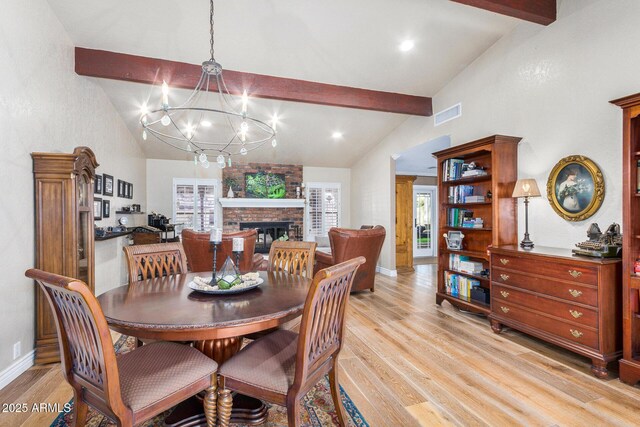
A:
[219,329,298,395]
[118,341,218,413]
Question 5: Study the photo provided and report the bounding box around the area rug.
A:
[50,336,368,427]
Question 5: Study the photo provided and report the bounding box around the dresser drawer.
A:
[492,299,599,349]
[492,284,597,327]
[491,270,598,306]
[492,255,598,285]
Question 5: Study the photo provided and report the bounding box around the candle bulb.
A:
[210,228,222,243]
[232,237,244,252]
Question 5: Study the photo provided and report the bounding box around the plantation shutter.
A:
[306,183,341,239]
[173,179,218,232]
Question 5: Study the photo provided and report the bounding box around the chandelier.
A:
[139,0,277,169]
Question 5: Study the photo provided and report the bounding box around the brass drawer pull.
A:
[570,329,583,338]
[500,290,509,298]
[500,258,509,265]
[569,310,583,319]
[568,270,582,278]
[500,274,509,281]
[500,306,510,313]
[568,289,583,298]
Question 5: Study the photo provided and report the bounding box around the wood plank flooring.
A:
[2,264,639,426]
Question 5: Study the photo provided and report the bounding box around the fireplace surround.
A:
[240,221,292,253]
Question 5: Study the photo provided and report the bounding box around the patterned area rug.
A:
[50,336,368,427]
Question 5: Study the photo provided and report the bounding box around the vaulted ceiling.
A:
[47,0,521,167]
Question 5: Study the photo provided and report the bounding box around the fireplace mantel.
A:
[218,198,305,208]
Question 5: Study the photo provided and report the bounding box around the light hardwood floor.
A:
[2,265,640,426]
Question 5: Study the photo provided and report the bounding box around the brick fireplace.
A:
[221,163,304,247]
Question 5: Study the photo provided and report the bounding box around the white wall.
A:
[146,159,222,227]
[351,0,637,270]
[0,0,147,373]
[303,166,351,236]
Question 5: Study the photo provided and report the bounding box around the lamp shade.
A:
[512,179,541,198]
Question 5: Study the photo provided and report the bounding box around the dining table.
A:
[97,270,312,426]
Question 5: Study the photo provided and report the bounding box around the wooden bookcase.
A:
[611,93,640,386]
[32,147,98,364]
[433,135,520,314]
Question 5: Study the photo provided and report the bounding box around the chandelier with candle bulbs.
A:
[139,0,277,169]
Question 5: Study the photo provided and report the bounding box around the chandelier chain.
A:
[209,0,215,61]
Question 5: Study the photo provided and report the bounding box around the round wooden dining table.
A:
[97,270,312,426]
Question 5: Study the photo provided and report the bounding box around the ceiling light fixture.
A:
[140,0,276,168]
[332,131,343,139]
[399,40,415,52]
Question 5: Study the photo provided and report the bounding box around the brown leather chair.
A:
[216,257,366,427]
[123,242,188,284]
[314,225,386,292]
[25,268,218,427]
[182,229,264,272]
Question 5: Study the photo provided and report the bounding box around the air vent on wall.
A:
[434,103,462,126]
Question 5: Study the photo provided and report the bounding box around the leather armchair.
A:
[182,228,265,272]
[314,225,386,292]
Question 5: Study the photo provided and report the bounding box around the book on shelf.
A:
[449,253,470,270]
[447,185,475,203]
[462,218,484,228]
[465,195,486,203]
[447,208,477,227]
[459,260,484,274]
[444,271,481,300]
[442,158,465,181]
[461,169,488,178]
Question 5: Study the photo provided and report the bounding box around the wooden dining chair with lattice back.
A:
[25,268,218,427]
[268,241,318,278]
[123,242,188,283]
[216,256,366,427]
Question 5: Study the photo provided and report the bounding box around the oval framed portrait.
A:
[546,155,604,222]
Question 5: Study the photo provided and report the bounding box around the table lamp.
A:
[512,178,541,249]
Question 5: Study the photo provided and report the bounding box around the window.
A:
[306,183,341,239]
[173,178,219,232]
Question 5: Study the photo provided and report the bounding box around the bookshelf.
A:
[611,92,640,386]
[433,135,520,314]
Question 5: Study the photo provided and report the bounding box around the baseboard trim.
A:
[376,266,398,277]
[0,350,35,390]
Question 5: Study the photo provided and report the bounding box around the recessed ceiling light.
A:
[399,40,415,52]
[200,120,212,127]
[332,131,343,139]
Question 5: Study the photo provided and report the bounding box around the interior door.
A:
[413,185,436,257]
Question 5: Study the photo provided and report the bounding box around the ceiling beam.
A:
[450,0,556,25]
[75,47,432,117]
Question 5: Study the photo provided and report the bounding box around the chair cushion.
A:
[117,341,217,412]
[220,329,298,395]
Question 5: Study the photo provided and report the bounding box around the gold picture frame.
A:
[546,155,604,222]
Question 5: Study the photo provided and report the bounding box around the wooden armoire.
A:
[32,146,98,364]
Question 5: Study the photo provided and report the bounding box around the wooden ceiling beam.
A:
[75,47,432,117]
[451,0,556,25]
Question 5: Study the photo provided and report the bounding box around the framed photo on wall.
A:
[94,197,102,220]
[94,175,102,195]
[103,174,114,196]
[128,183,133,199]
[103,200,110,218]
[118,179,125,198]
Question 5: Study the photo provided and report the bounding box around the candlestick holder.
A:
[211,242,220,282]
[234,250,243,271]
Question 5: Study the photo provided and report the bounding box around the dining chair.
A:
[24,268,218,427]
[268,241,318,278]
[216,256,366,427]
[123,242,188,283]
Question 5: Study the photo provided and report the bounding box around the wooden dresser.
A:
[489,245,622,378]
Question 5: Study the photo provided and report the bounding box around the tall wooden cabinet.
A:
[434,135,520,314]
[396,175,417,272]
[611,93,640,386]
[32,147,98,364]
